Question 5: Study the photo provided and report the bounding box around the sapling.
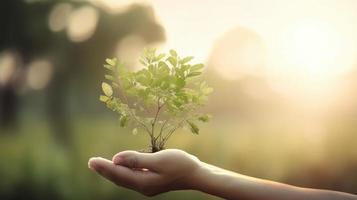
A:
[99,48,212,152]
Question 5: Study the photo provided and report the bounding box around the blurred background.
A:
[1,0,357,199]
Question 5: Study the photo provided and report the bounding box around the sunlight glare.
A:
[278,20,353,82]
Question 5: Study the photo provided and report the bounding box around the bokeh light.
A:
[26,59,53,90]
[0,51,18,86]
[208,27,267,80]
[48,3,73,32]
[115,34,146,69]
[67,6,99,42]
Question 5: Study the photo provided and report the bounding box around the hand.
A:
[88,149,201,196]
[89,149,357,200]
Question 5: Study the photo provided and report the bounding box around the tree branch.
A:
[151,97,165,139]
[155,119,169,143]
[116,78,152,135]
[160,117,187,146]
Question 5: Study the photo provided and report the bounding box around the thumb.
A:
[112,151,159,171]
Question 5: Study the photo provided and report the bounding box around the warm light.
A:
[100,0,357,98]
[277,20,354,82]
[90,0,149,13]
[0,51,17,86]
[48,3,73,32]
[67,6,99,42]
[27,60,53,90]
[208,27,266,80]
[115,35,146,70]
[150,1,357,85]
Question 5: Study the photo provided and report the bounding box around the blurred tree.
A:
[0,0,165,146]
[205,27,283,120]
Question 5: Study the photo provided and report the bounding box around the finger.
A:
[88,157,142,190]
[112,151,160,171]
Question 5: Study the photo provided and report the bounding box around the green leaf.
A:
[187,72,202,77]
[198,114,211,122]
[158,61,169,68]
[167,57,177,67]
[102,82,113,96]
[105,75,115,81]
[180,64,190,72]
[187,120,199,134]
[169,49,177,57]
[176,78,185,88]
[106,58,117,66]
[155,53,165,61]
[191,64,204,71]
[148,64,154,73]
[104,64,114,71]
[99,95,110,102]
[119,115,128,127]
[158,63,170,75]
[180,56,194,64]
[139,58,146,66]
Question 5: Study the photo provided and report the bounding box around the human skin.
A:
[88,149,357,200]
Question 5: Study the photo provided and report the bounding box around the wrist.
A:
[190,161,235,198]
[187,163,254,200]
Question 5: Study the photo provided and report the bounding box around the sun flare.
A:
[278,20,354,82]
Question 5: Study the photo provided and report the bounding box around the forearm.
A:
[191,162,357,200]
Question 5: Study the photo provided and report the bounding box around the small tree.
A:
[99,48,212,152]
